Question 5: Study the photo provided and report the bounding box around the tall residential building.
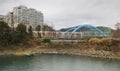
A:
[4,5,44,30]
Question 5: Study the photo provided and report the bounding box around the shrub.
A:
[42,38,51,43]
[110,39,120,52]
[38,32,41,38]
[100,38,112,46]
[88,38,100,45]
[89,38,112,46]
[89,38,112,51]
[111,39,120,45]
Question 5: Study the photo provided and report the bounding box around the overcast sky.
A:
[0,0,120,30]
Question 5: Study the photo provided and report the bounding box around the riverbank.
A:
[0,46,119,59]
[0,38,120,59]
[0,45,119,60]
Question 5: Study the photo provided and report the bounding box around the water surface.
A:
[0,54,120,71]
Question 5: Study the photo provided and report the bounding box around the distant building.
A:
[4,5,44,30]
[0,15,4,21]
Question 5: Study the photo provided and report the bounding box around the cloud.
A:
[0,0,120,30]
[0,0,24,15]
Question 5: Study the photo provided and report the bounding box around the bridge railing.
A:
[33,31,111,39]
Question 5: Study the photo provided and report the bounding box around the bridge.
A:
[33,24,108,39]
[65,24,106,36]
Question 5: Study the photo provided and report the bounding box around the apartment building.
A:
[4,5,44,30]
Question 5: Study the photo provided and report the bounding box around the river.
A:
[0,54,120,71]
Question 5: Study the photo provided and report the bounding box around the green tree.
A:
[0,21,11,45]
[36,25,41,31]
[97,26,112,36]
[16,23,26,33]
[28,26,33,37]
[12,23,27,43]
[36,25,41,38]
[43,25,55,31]
[0,21,10,35]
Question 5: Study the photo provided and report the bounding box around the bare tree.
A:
[115,22,120,30]
[113,22,120,38]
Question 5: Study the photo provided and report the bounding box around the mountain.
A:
[96,26,113,35]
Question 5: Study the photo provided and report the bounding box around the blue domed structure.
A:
[65,24,106,37]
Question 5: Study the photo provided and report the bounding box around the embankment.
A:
[0,38,120,60]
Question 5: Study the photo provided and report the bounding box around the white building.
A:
[4,5,44,30]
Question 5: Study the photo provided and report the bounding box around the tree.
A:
[16,23,26,33]
[36,25,41,31]
[113,23,120,38]
[36,25,41,38]
[28,26,33,37]
[13,23,27,43]
[0,21,10,34]
[97,26,112,36]
[43,25,55,31]
[115,23,120,38]
[115,22,120,30]
[0,21,11,45]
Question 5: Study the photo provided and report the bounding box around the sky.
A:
[0,0,120,30]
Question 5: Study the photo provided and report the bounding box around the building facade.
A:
[4,5,43,30]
